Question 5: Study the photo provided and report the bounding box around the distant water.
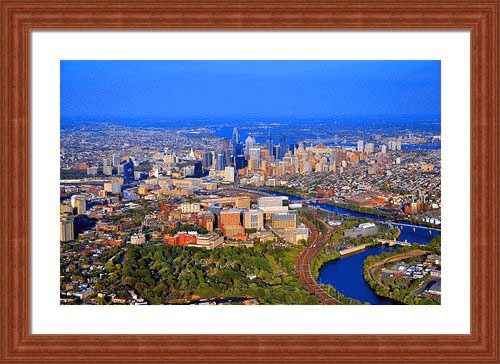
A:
[61,115,441,139]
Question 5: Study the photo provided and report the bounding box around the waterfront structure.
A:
[343,222,379,238]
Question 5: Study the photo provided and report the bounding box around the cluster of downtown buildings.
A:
[61,124,441,247]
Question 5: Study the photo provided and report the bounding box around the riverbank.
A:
[323,200,389,218]
[363,248,440,305]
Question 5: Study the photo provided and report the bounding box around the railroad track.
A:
[294,220,341,305]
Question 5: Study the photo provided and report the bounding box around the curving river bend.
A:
[263,191,440,305]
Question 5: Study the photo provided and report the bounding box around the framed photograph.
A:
[1,0,498,362]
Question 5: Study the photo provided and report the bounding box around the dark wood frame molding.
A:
[1,1,498,362]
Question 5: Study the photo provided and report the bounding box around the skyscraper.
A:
[279,134,287,158]
[245,135,256,157]
[202,151,213,169]
[193,161,203,177]
[123,159,134,182]
[357,140,364,153]
[217,153,225,171]
[266,129,273,155]
[233,143,244,167]
[232,127,240,144]
[222,138,232,167]
[249,148,261,167]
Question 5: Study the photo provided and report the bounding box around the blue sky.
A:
[60,60,440,119]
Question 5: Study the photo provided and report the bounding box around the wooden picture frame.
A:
[1,0,498,362]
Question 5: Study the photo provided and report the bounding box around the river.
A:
[265,191,441,243]
[262,190,440,304]
[317,246,398,305]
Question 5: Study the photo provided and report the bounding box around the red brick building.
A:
[168,233,197,247]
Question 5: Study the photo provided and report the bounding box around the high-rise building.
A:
[279,135,287,158]
[243,209,264,230]
[249,148,261,167]
[219,208,242,228]
[257,196,289,214]
[104,180,121,194]
[193,162,203,177]
[222,138,232,167]
[245,135,256,156]
[201,211,215,232]
[181,203,201,214]
[266,129,273,155]
[112,155,121,166]
[74,198,86,215]
[123,159,134,182]
[202,151,213,169]
[271,211,298,229]
[235,155,246,170]
[216,153,225,171]
[233,143,244,167]
[232,127,240,144]
[60,216,74,242]
[357,140,364,153]
[103,166,114,176]
[224,166,235,183]
[302,161,312,173]
[388,140,402,151]
[365,142,375,154]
